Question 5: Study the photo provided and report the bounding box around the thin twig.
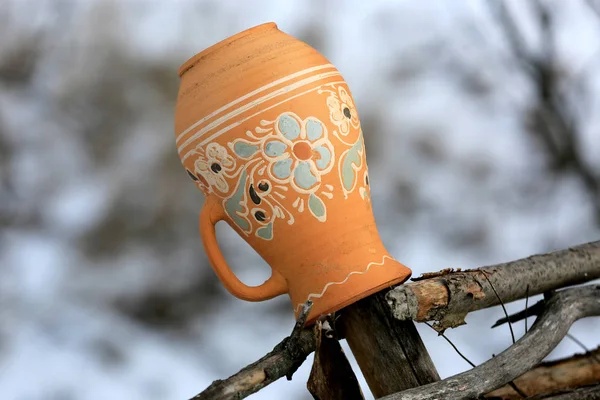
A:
[508,381,528,398]
[566,333,590,353]
[424,322,475,368]
[480,269,516,344]
[525,284,530,334]
[492,300,545,328]
[565,333,600,364]
[479,269,526,398]
[488,0,600,223]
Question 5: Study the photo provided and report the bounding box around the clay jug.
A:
[174,22,411,324]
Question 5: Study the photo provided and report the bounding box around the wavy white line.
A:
[293,255,392,314]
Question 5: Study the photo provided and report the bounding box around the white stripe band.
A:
[181,80,346,162]
[177,69,341,155]
[176,64,336,144]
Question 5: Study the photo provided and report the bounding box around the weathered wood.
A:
[524,384,600,400]
[191,302,316,400]
[307,323,365,400]
[339,290,440,398]
[485,347,600,399]
[386,240,600,331]
[189,242,600,399]
[381,284,600,400]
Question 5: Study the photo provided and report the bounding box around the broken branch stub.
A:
[386,241,600,331]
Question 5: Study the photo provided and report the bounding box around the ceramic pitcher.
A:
[174,22,412,324]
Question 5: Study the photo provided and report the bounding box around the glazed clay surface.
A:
[174,22,411,324]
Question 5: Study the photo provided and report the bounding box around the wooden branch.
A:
[380,284,600,400]
[485,346,600,399]
[339,290,440,398]
[386,240,600,331]
[190,302,316,400]
[525,384,600,400]
[189,242,599,399]
[307,321,365,400]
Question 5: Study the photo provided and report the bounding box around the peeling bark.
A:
[523,384,600,400]
[386,241,600,331]
[485,347,600,399]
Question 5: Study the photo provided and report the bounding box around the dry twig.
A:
[190,301,316,400]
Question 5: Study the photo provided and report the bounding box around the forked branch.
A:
[381,284,600,400]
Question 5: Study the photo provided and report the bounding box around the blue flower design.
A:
[263,113,334,194]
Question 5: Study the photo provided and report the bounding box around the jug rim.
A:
[178,22,278,78]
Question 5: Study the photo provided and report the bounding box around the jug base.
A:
[293,255,412,325]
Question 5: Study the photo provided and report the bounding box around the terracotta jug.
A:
[174,22,411,324]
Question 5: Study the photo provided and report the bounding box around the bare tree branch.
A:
[381,284,600,400]
[485,346,600,399]
[488,0,537,71]
[190,302,316,400]
[525,384,600,400]
[386,240,600,331]
[190,242,600,399]
[488,0,600,223]
[586,0,600,20]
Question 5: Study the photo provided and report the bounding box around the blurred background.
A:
[1,0,599,399]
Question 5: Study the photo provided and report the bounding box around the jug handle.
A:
[199,195,288,301]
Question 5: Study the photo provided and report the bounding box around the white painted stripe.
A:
[180,80,346,162]
[177,70,342,154]
[175,64,336,144]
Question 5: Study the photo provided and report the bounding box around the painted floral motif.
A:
[186,143,236,194]
[229,112,335,231]
[264,113,334,194]
[322,85,360,137]
[314,82,369,200]
[184,85,369,241]
[338,130,365,198]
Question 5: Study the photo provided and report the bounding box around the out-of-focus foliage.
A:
[0,1,598,399]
